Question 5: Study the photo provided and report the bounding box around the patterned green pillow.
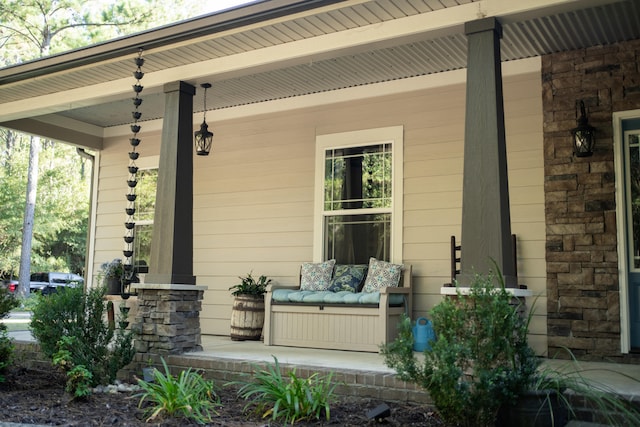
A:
[362,258,403,292]
[300,259,336,291]
[328,264,367,292]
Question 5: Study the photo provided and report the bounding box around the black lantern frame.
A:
[571,100,596,157]
[195,83,214,156]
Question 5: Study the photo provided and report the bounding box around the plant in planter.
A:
[383,271,536,427]
[229,272,271,297]
[229,272,271,341]
[498,349,640,427]
[99,259,124,295]
[382,270,640,427]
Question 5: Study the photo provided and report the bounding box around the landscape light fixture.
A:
[194,83,214,156]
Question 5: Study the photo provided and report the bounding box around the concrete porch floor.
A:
[198,334,396,373]
[196,335,640,397]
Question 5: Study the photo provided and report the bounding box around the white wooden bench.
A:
[263,265,412,352]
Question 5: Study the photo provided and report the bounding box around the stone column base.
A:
[129,284,207,372]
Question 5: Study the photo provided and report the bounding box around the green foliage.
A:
[0,135,89,277]
[0,287,19,320]
[17,294,39,312]
[0,0,203,63]
[383,272,640,426]
[233,356,337,424]
[52,336,93,399]
[65,365,93,398]
[0,0,203,282]
[30,286,134,387]
[0,332,14,383]
[136,358,220,424]
[519,350,640,426]
[0,288,19,382]
[382,272,537,427]
[229,272,271,297]
[99,259,124,280]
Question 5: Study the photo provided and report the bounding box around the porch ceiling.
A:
[0,0,638,143]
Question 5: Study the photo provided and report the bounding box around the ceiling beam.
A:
[0,118,103,149]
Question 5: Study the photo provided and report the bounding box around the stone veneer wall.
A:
[129,285,206,372]
[543,38,640,362]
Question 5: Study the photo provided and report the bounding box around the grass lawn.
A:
[2,320,30,333]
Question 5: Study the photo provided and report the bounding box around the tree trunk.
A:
[17,135,40,299]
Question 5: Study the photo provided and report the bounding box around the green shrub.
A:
[518,350,640,426]
[52,336,94,398]
[136,358,220,423]
[0,287,19,317]
[233,356,337,424]
[30,286,134,388]
[382,272,537,427]
[383,271,640,427]
[0,287,19,382]
[18,294,39,312]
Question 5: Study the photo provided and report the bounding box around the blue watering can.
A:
[412,317,435,352]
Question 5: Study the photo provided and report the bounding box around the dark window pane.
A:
[324,214,391,264]
[324,144,391,211]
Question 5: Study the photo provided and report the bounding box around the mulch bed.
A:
[0,366,442,426]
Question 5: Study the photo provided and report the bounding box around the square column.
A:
[459,18,516,287]
[146,81,196,285]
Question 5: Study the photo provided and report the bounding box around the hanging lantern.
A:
[194,83,214,156]
[571,100,596,157]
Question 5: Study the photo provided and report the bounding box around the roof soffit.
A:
[0,0,638,136]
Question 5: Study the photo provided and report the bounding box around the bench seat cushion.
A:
[271,289,405,306]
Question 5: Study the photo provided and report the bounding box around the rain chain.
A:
[123,48,144,296]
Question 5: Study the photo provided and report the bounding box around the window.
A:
[314,126,403,264]
[626,131,640,270]
[134,167,157,273]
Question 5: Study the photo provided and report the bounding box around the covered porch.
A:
[2,0,640,364]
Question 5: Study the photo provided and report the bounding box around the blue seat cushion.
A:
[271,290,405,306]
[271,289,296,303]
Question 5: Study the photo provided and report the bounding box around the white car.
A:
[29,272,84,294]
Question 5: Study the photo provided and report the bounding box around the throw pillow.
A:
[328,264,367,292]
[299,259,336,291]
[362,257,403,292]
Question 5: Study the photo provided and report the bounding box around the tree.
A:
[0,135,89,277]
[0,0,201,297]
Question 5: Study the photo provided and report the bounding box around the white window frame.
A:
[313,126,403,263]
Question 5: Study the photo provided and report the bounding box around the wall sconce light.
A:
[571,100,595,157]
[194,83,213,156]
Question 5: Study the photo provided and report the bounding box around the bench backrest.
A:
[297,262,412,291]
